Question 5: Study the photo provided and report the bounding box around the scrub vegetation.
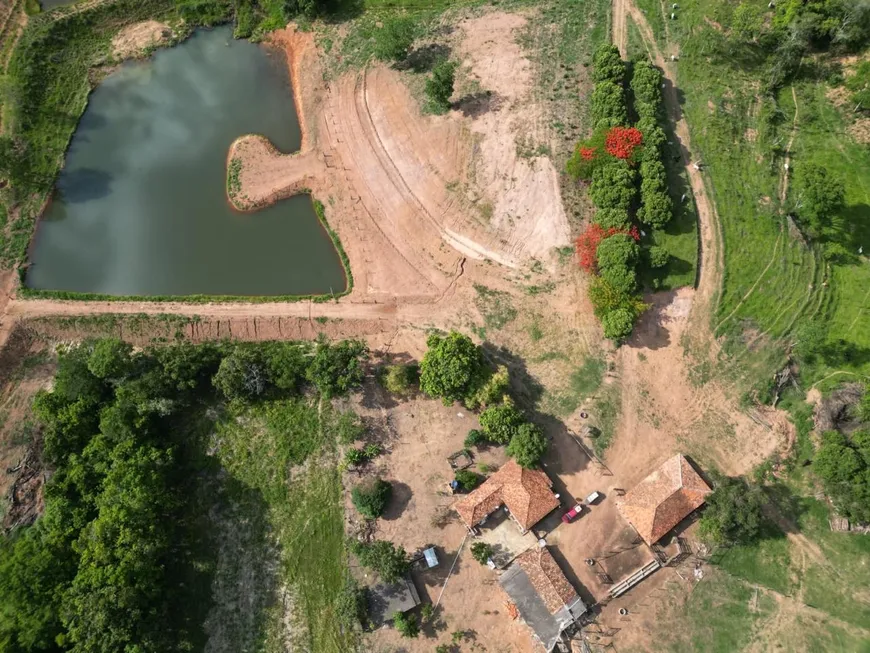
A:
[0,337,368,652]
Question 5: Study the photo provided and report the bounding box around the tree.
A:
[590,81,627,128]
[351,478,393,519]
[425,60,457,112]
[590,160,636,211]
[87,338,133,381]
[638,190,673,228]
[350,540,410,583]
[630,60,663,117]
[419,332,488,405]
[467,365,509,409]
[597,234,640,271]
[587,277,647,320]
[814,430,870,523]
[464,429,486,448]
[393,611,419,638]
[647,245,669,269]
[600,307,636,340]
[213,346,269,402]
[592,44,626,83]
[373,14,417,62]
[506,423,548,468]
[698,476,766,545]
[263,342,308,393]
[306,338,368,398]
[595,208,632,230]
[794,163,846,237]
[470,541,494,565]
[479,397,524,444]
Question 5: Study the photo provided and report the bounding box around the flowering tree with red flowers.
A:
[604,126,643,161]
[575,224,640,273]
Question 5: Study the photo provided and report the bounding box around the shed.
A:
[367,577,421,626]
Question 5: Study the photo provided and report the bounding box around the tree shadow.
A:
[383,481,412,521]
[402,43,451,73]
[624,289,679,351]
[455,91,503,118]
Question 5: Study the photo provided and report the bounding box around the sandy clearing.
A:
[111,20,171,59]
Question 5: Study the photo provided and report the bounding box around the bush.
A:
[335,577,367,632]
[587,277,647,320]
[506,423,548,468]
[467,365,509,409]
[350,540,410,583]
[454,469,482,491]
[794,163,846,237]
[352,478,393,520]
[425,60,457,113]
[470,541,494,565]
[393,611,419,638]
[420,332,489,405]
[698,476,766,545]
[381,363,418,396]
[213,346,269,402]
[479,397,524,444]
[372,14,417,62]
[464,429,487,448]
[647,245,670,269]
[813,430,870,523]
[600,308,636,340]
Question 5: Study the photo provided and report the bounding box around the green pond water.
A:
[27,26,347,297]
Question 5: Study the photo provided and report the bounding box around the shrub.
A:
[335,577,367,632]
[600,308,636,340]
[344,448,367,467]
[647,245,670,269]
[420,332,489,405]
[813,430,870,523]
[479,397,524,444]
[349,539,409,583]
[352,478,393,519]
[425,60,457,112]
[372,14,417,62]
[213,346,268,402]
[698,476,766,545]
[506,423,548,468]
[381,363,418,396]
[467,365,510,409]
[393,611,419,638]
[464,429,487,448]
[454,469,483,491]
[470,541,494,565]
[794,163,846,237]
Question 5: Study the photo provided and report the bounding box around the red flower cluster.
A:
[605,127,643,160]
[575,224,641,272]
[579,146,597,161]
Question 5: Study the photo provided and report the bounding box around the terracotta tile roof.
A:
[617,454,712,544]
[452,460,560,531]
[514,547,579,614]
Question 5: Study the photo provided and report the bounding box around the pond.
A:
[27,26,347,297]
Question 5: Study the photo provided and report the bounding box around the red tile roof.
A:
[452,460,560,531]
[617,454,712,544]
[513,547,579,614]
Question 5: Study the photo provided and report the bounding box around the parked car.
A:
[585,491,602,505]
[561,504,584,523]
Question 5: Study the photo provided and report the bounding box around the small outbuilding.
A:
[367,577,421,626]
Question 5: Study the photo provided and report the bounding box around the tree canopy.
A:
[794,163,846,237]
[351,478,393,520]
[349,540,410,583]
[698,476,766,545]
[814,430,870,523]
[419,331,489,405]
[479,397,525,444]
[506,423,548,468]
[425,60,457,113]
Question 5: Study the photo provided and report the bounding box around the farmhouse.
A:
[500,546,587,652]
[617,454,712,545]
[452,460,560,533]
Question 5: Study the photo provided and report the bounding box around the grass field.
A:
[633,0,870,385]
[213,398,353,652]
